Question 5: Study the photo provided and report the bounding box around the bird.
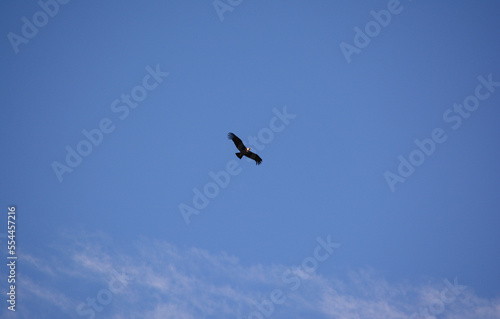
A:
[227,132,262,165]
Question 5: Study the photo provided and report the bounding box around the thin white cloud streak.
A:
[0,275,78,319]
[21,277,77,313]
[10,233,500,319]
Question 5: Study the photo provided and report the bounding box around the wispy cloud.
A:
[8,232,500,319]
[21,277,76,313]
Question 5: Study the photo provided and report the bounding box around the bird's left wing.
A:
[245,151,262,165]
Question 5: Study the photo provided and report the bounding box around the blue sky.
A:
[1,1,500,318]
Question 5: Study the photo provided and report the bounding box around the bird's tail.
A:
[235,152,244,159]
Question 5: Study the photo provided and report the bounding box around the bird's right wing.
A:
[228,132,247,152]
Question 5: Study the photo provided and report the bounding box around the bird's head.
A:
[247,147,251,151]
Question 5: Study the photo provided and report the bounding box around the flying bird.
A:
[228,132,262,165]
